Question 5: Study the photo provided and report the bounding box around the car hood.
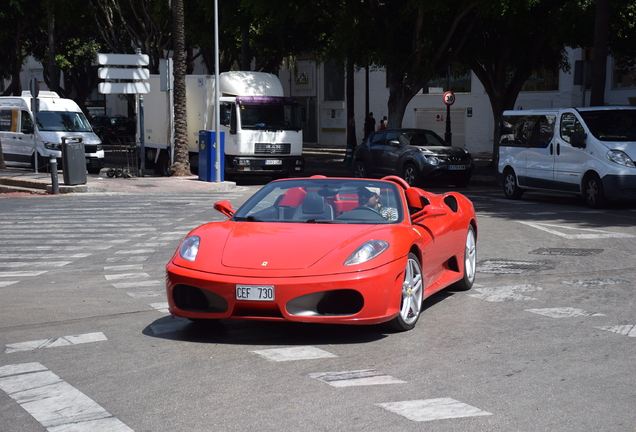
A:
[39,131,102,145]
[220,223,371,270]
[416,145,470,157]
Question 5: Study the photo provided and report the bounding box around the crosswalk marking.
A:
[150,302,170,313]
[518,221,636,239]
[251,346,338,362]
[0,362,134,432]
[104,272,151,281]
[525,307,605,318]
[0,280,19,287]
[596,325,636,337]
[376,398,492,422]
[309,370,406,387]
[469,284,542,302]
[112,280,162,289]
[0,271,47,277]
[5,332,107,354]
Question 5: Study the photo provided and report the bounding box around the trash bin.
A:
[198,130,225,182]
[61,136,87,185]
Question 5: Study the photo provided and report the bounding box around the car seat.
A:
[292,191,334,220]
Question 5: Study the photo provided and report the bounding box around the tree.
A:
[170,0,189,176]
[458,0,584,161]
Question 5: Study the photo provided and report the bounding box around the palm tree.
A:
[171,0,190,175]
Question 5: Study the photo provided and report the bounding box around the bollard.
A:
[50,155,59,195]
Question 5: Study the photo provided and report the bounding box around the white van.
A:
[497,107,636,207]
[0,91,105,174]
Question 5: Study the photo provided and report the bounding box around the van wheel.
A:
[503,168,523,199]
[583,173,606,208]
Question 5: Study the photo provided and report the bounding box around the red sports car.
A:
[166,175,477,331]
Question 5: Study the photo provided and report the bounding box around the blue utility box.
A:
[198,130,225,182]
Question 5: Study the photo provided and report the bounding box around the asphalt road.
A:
[0,181,635,431]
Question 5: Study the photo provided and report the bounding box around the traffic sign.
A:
[98,67,150,80]
[443,91,455,106]
[98,82,150,94]
[97,53,149,66]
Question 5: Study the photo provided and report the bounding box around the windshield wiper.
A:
[234,216,262,222]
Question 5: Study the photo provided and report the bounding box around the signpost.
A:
[443,90,455,145]
[97,52,150,175]
[29,77,40,172]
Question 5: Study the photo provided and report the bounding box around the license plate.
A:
[448,165,466,170]
[236,285,275,301]
[265,159,282,165]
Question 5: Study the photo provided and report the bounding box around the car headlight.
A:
[607,150,635,167]
[44,142,61,150]
[179,236,200,261]
[344,240,389,266]
[424,156,440,165]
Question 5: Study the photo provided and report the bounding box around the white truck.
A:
[142,72,304,177]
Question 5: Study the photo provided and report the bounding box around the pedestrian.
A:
[377,119,387,131]
[363,112,376,141]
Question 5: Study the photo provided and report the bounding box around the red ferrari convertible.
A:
[166,175,477,331]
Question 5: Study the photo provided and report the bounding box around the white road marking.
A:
[104,273,151,281]
[518,221,636,239]
[0,261,71,268]
[596,325,636,337]
[127,290,164,298]
[0,362,133,431]
[150,317,191,334]
[5,332,107,354]
[469,284,542,302]
[525,307,605,318]
[112,280,163,289]
[0,253,91,259]
[106,256,148,263]
[251,346,338,362]
[104,264,144,271]
[562,278,626,287]
[150,302,170,313]
[115,249,156,255]
[376,398,492,422]
[0,271,47,277]
[0,281,19,287]
[309,370,406,387]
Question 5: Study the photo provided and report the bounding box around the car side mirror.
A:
[411,204,447,224]
[214,200,235,218]
[388,139,400,146]
[571,131,587,149]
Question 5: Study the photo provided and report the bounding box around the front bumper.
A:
[225,155,305,175]
[601,174,636,200]
[166,257,406,325]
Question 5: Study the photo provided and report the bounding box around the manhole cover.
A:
[477,259,552,274]
[530,248,603,256]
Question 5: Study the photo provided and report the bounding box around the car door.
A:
[524,115,556,189]
[554,112,587,193]
[369,131,387,175]
[380,131,401,175]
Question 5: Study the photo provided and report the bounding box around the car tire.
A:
[353,160,367,178]
[402,163,419,186]
[503,168,523,199]
[583,173,606,208]
[451,225,477,291]
[387,252,423,332]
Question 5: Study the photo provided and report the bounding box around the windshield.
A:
[399,130,446,146]
[579,109,636,142]
[36,111,93,132]
[233,179,403,224]
[239,97,302,131]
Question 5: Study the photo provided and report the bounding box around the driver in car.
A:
[358,187,398,221]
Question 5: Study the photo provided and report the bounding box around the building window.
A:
[613,65,636,88]
[323,61,345,101]
[521,68,559,92]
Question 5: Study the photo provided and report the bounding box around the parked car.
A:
[165,176,477,332]
[90,115,132,144]
[353,128,474,187]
